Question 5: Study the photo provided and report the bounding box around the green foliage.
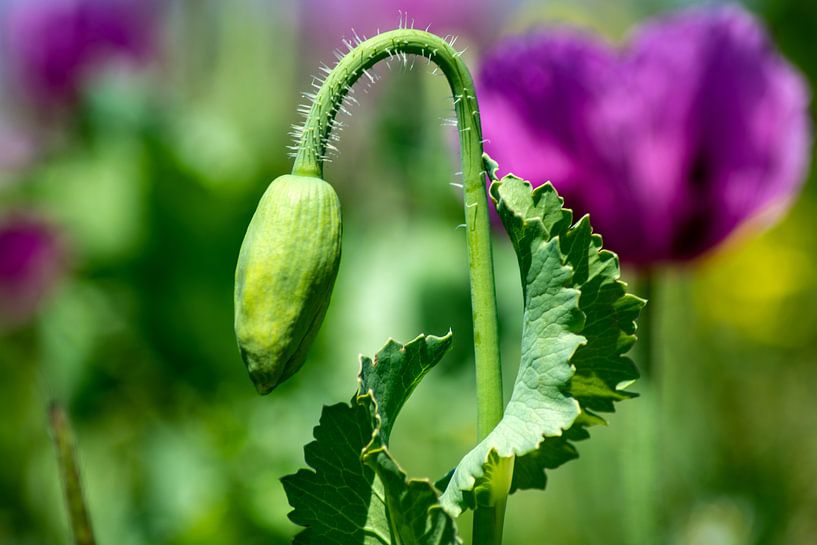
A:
[284,158,644,538]
[282,334,461,545]
[439,162,644,514]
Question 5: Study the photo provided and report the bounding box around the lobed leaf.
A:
[439,160,644,513]
[282,333,461,545]
[281,401,388,545]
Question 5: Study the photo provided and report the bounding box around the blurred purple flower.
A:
[4,0,155,106]
[0,122,36,179]
[478,6,811,265]
[301,0,504,54]
[0,215,64,329]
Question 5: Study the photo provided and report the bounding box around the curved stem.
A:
[292,30,506,544]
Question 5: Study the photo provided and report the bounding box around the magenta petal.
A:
[480,31,616,189]
[0,216,65,328]
[626,6,812,260]
[478,5,811,265]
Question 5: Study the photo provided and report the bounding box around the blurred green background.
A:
[1,1,816,544]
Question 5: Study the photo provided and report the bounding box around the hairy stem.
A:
[292,30,506,544]
[48,402,96,545]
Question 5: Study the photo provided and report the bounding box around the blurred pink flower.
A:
[4,0,155,106]
[0,122,37,179]
[478,5,811,266]
[0,215,65,329]
[301,0,505,54]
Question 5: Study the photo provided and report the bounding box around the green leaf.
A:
[282,333,461,545]
[361,402,461,545]
[281,401,388,545]
[359,333,453,443]
[440,166,644,514]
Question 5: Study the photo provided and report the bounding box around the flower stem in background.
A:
[291,29,506,544]
[48,401,96,545]
[635,274,654,378]
[625,272,658,545]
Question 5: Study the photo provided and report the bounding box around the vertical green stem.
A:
[48,402,96,545]
[291,30,506,544]
[472,485,508,544]
[635,274,654,378]
[624,272,657,545]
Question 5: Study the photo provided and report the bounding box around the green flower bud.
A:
[234,174,342,394]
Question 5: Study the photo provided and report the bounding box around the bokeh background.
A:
[1,1,815,544]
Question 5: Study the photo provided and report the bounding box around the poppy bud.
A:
[234,174,342,394]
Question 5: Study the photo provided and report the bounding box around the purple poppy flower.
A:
[3,0,155,106]
[478,5,811,265]
[0,215,65,329]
